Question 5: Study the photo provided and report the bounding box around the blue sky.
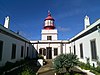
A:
[0,0,100,40]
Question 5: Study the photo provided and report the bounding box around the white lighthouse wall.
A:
[41,29,57,40]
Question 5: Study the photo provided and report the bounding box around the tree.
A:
[53,53,79,75]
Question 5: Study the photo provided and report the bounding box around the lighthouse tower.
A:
[41,11,57,40]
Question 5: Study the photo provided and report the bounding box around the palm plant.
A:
[53,53,79,75]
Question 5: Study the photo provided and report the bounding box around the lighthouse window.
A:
[50,21,53,25]
[51,21,53,23]
[48,20,51,26]
[45,21,48,26]
[46,20,49,26]
[47,36,52,40]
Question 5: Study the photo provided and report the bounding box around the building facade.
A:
[31,11,70,59]
[0,16,34,66]
[0,12,100,67]
[70,16,100,67]
[31,12,100,67]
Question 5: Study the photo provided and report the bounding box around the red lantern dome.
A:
[44,11,55,30]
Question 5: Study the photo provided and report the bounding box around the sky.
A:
[0,0,100,40]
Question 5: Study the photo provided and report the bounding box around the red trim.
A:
[44,26,55,30]
[45,16,54,21]
[43,11,56,29]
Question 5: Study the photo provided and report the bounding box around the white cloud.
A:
[57,26,70,32]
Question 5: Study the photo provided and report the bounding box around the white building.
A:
[0,16,34,66]
[70,16,100,67]
[0,12,100,67]
[31,12,100,67]
[31,11,70,59]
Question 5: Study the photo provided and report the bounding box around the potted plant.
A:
[37,54,44,66]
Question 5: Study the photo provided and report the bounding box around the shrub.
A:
[90,70,100,75]
[3,61,14,71]
[25,57,31,61]
[79,62,100,74]
[0,59,28,75]
[53,53,79,74]
[37,54,44,59]
[78,61,94,70]
[18,65,36,75]
[95,66,100,73]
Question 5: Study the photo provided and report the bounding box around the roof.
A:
[30,40,69,44]
[70,19,100,42]
[0,25,30,43]
[45,11,54,21]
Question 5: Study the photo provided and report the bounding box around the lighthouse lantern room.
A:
[41,11,58,40]
[44,11,55,30]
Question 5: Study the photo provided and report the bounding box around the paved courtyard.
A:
[37,59,55,75]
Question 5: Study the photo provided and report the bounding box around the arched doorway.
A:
[39,48,46,56]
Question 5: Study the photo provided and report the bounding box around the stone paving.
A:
[36,59,95,75]
[37,59,55,75]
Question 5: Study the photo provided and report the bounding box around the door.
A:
[46,47,52,59]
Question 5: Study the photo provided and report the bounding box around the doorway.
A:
[46,47,52,59]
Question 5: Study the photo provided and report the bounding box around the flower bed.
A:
[79,62,100,75]
[0,58,38,75]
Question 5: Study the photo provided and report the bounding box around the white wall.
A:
[33,43,61,59]
[0,33,33,66]
[41,29,57,40]
[32,41,70,59]
[70,30,100,67]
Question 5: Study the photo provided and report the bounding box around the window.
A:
[27,47,29,57]
[61,43,63,54]
[69,47,71,53]
[74,45,76,55]
[11,44,16,59]
[47,36,52,40]
[90,39,97,60]
[43,49,46,56]
[0,40,3,60]
[39,48,46,56]
[80,43,83,58]
[54,48,58,56]
[21,46,24,57]
[39,49,42,55]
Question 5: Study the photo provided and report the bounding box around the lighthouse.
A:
[44,11,55,30]
[41,11,58,40]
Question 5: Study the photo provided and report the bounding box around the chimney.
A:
[4,16,10,29]
[84,15,90,29]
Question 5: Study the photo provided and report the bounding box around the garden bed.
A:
[0,58,40,75]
